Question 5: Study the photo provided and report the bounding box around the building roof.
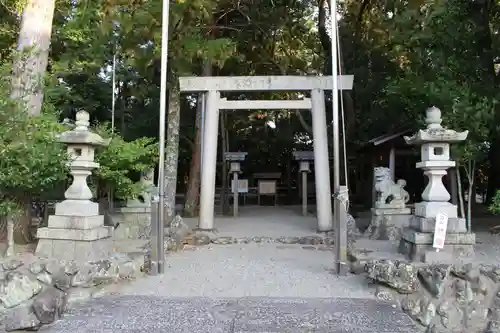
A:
[367,129,413,146]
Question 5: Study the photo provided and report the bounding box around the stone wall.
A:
[0,253,144,331]
[359,259,500,333]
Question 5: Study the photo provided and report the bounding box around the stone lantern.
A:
[36,111,113,262]
[400,106,475,262]
[293,151,314,216]
[224,152,248,217]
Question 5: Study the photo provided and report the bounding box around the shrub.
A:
[0,70,69,219]
[489,190,500,216]
[93,123,158,200]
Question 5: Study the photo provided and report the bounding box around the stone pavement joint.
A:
[41,295,421,332]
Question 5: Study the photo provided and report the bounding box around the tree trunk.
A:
[6,218,14,256]
[449,168,458,205]
[457,165,466,219]
[183,94,203,217]
[11,0,56,115]
[9,0,55,243]
[317,0,331,75]
[467,183,475,231]
[183,62,211,217]
[163,81,181,225]
[466,160,476,232]
[295,109,313,134]
[13,197,33,245]
[120,82,128,137]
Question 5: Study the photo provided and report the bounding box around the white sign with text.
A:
[231,179,249,193]
[433,213,449,250]
[258,180,277,194]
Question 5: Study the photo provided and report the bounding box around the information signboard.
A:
[231,179,249,193]
[258,180,276,194]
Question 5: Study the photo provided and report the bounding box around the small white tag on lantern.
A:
[433,213,448,251]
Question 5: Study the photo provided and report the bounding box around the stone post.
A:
[231,162,240,217]
[36,111,112,262]
[300,161,310,216]
[399,106,475,262]
[292,151,313,216]
[225,152,248,217]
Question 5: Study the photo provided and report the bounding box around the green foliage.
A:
[0,65,69,217]
[0,0,28,15]
[7,0,497,208]
[93,123,158,200]
[382,0,496,163]
[489,190,500,215]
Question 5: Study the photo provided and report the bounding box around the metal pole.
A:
[330,0,347,275]
[111,52,116,134]
[153,0,170,275]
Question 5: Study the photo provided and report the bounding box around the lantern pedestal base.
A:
[36,200,113,262]
[35,236,112,262]
[398,226,475,262]
[366,207,411,241]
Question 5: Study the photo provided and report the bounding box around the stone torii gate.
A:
[179,75,354,232]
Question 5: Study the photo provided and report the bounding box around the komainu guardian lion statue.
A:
[373,167,409,208]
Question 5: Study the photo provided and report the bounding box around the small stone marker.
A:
[433,213,448,251]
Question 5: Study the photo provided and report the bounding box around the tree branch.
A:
[295,110,313,134]
[356,0,373,36]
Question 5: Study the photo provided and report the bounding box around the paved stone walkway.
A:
[41,296,420,332]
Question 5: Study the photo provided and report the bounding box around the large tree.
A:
[11,0,56,115]
[2,0,58,243]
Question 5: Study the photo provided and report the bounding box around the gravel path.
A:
[119,243,375,299]
[181,206,321,239]
[117,230,500,299]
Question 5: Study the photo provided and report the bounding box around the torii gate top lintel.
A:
[179,75,354,92]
